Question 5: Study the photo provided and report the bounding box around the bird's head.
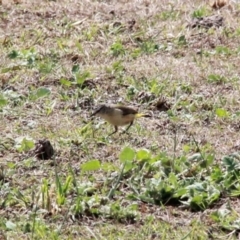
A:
[90,104,110,117]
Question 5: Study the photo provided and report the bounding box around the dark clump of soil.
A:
[34,139,54,160]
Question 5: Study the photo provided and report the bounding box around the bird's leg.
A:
[108,126,118,136]
[122,121,133,134]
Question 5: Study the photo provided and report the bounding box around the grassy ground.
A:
[1,0,240,239]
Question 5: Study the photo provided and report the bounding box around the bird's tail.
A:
[135,113,151,118]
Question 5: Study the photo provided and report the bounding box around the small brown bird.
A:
[91,104,150,136]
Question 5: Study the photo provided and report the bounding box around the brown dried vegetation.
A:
[1,0,240,238]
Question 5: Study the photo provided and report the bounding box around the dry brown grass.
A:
[1,0,240,239]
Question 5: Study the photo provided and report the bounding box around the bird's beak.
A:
[90,112,96,118]
[90,109,99,118]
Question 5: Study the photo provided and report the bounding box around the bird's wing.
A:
[115,106,138,115]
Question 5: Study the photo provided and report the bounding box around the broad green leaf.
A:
[124,161,135,173]
[35,87,51,99]
[30,87,51,100]
[200,154,214,168]
[81,160,101,172]
[207,74,225,83]
[72,64,80,73]
[6,221,16,230]
[75,71,90,85]
[15,137,34,152]
[0,97,7,107]
[7,162,16,169]
[174,188,187,198]
[222,156,238,171]
[136,149,150,161]
[230,189,240,197]
[8,50,19,59]
[210,167,223,182]
[215,108,229,118]
[23,223,31,233]
[207,186,220,203]
[119,147,135,163]
[210,209,228,221]
[215,46,231,55]
[101,162,116,172]
[186,182,205,192]
[178,35,187,45]
[168,172,178,186]
[38,61,53,73]
[187,153,202,162]
[60,78,72,87]
[75,41,83,51]
[192,7,209,18]
[182,144,191,152]
[191,195,204,204]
